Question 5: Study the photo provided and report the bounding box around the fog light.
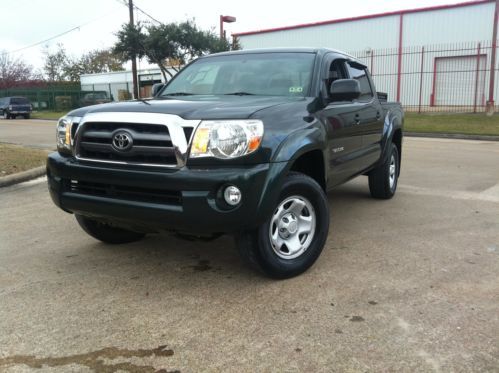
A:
[223,185,242,206]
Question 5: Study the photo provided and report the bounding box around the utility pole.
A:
[128,0,139,99]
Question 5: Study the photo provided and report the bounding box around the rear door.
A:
[345,61,383,168]
[316,54,366,187]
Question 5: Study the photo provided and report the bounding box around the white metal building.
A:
[234,0,498,111]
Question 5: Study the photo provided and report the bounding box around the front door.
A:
[317,56,366,187]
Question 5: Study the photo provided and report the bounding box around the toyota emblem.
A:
[112,131,133,151]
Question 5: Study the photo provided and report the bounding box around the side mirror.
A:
[152,83,165,97]
[329,79,360,102]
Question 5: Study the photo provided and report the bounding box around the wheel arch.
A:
[379,110,403,169]
[254,128,327,225]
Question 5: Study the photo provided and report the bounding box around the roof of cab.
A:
[205,47,360,63]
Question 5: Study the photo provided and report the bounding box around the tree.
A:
[43,43,124,82]
[79,49,124,74]
[43,43,67,82]
[231,36,242,51]
[113,22,147,63]
[0,52,40,89]
[113,20,233,81]
[64,50,124,81]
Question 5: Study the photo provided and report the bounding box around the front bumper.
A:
[47,153,285,234]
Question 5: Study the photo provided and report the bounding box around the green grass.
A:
[0,144,49,176]
[405,113,499,136]
[31,111,66,120]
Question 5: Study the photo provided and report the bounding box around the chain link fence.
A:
[0,83,133,111]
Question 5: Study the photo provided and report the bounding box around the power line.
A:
[0,8,121,56]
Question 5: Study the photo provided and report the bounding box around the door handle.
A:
[354,114,361,125]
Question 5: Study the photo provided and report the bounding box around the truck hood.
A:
[67,96,304,120]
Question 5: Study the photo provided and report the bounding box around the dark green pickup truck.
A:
[47,48,403,278]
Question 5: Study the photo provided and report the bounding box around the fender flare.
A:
[252,127,327,225]
[379,110,402,166]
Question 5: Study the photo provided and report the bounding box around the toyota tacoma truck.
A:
[47,48,403,278]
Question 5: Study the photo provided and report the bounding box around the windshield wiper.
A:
[224,92,255,96]
[164,92,196,96]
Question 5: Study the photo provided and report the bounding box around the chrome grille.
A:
[74,112,200,168]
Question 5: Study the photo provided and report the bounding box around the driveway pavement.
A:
[0,118,56,150]
[0,137,498,372]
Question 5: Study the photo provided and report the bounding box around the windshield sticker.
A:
[289,87,303,93]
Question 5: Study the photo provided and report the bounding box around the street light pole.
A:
[219,15,236,40]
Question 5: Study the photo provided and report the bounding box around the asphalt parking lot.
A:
[0,118,56,150]
[1,137,498,372]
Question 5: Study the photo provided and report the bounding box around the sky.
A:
[0,0,476,72]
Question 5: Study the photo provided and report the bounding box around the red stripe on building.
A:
[233,0,493,37]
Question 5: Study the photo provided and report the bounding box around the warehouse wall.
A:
[238,15,400,51]
[402,2,494,46]
[237,2,494,51]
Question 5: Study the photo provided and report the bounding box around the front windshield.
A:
[161,52,316,97]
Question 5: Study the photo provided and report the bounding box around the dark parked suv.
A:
[0,96,32,119]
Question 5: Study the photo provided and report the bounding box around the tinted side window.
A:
[326,59,348,99]
[346,62,373,101]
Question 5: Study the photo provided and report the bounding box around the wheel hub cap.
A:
[269,195,317,260]
[278,213,298,238]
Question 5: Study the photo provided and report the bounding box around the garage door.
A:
[433,55,486,106]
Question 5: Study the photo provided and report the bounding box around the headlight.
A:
[190,120,264,159]
[56,116,80,154]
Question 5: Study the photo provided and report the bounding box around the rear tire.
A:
[236,172,329,279]
[75,215,145,244]
[24,114,30,119]
[368,143,399,199]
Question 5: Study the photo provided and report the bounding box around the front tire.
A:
[236,173,330,279]
[2,110,10,119]
[75,215,145,244]
[368,143,399,199]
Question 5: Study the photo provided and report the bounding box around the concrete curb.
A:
[406,132,499,141]
[0,166,46,188]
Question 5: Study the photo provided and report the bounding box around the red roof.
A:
[233,0,493,37]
